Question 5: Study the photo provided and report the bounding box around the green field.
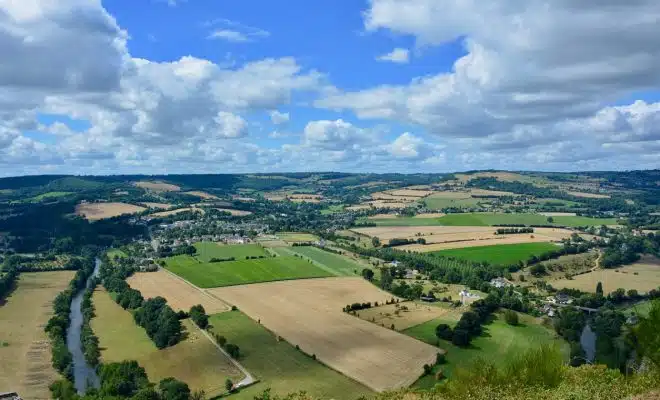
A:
[165,254,331,288]
[194,242,269,261]
[27,191,73,202]
[431,213,619,227]
[208,311,372,399]
[320,205,345,215]
[277,232,319,242]
[367,217,444,226]
[106,248,128,260]
[433,242,560,265]
[283,246,362,276]
[404,312,568,387]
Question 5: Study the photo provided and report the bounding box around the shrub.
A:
[451,329,470,347]
[505,310,519,326]
[435,323,454,341]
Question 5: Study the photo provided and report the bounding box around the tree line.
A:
[495,227,534,235]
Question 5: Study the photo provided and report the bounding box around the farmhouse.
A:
[490,277,513,288]
[555,293,572,304]
[0,392,22,400]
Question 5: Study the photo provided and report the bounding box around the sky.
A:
[1,0,660,176]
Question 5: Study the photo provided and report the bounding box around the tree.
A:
[504,310,519,326]
[452,329,470,347]
[435,323,453,341]
[596,281,603,295]
[361,268,374,281]
[159,377,191,400]
[632,300,660,368]
[225,343,240,359]
[189,304,209,329]
[530,264,547,277]
[225,378,234,392]
[371,236,381,247]
[547,216,554,223]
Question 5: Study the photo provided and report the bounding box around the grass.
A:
[424,197,484,210]
[194,242,269,262]
[367,217,445,226]
[208,311,372,400]
[283,246,362,276]
[107,248,128,260]
[164,255,332,288]
[277,232,319,242]
[433,242,560,266]
[320,204,345,215]
[404,312,568,387]
[27,191,73,202]
[92,289,242,397]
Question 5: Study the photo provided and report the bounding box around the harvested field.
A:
[134,181,181,192]
[551,256,660,294]
[141,202,172,209]
[290,198,321,203]
[289,194,323,200]
[357,302,453,331]
[214,208,252,216]
[92,289,243,397]
[346,204,371,211]
[469,188,519,197]
[371,192,420,202]
[567,191,610,199]
[184,191,219,200]
[414,213,446,218]
[265,194,287,201]
[366,201,414,209]
[387,189,435,197]
[150,207,202,217]
[0,271,74,399]
[127,270,230,313]
[400,235,563,252]
[76,202,146,221]
[209,278,438,392]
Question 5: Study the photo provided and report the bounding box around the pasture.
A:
[567,191,610,199]
[127,270,230,313]
[387,189,435,197]
[209,277,438,392]
[0,271,74,399]
[434,213,618,227]
[76,202,146,221]
[165,255,331,288]
[134,181,181,192]
[282,246,362,276]
[550,256,660,294]
[92,289,243,397]
[431,242,560,265]
[277,232,319,242]
[194,242,269,261]
[214,208,252,216]
[141,202,172,209]
[357,302,455,331]
[28,191,72,202]
[208,311,372,400]
[404,312,567,385]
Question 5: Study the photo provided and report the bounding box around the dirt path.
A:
[591,250,602,272]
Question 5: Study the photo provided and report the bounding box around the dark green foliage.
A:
[529,263,547,277]
[632,300,660,368]
[158,377,191,400]
[361,268,374,281]
[596,282,603,295]
[225,379,234,392]
[554,307,586,343]
[133,297,182,349]
[98,361,150,398]
[423,363,433,375]
[436,352,446,365]
[435,323,453,341]
[189,304,209,329]
[51,338,73,378]
[225,343,240,359]
[49,379,78,400]
[451,329,470,347]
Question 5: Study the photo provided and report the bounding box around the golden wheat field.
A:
[208,278,438,392]
[76,202,146,220]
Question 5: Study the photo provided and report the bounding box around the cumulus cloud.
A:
[206,18,270,43]
[270,110,290,125]
[376,48,410,64]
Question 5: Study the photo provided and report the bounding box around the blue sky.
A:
[0,0,659,176]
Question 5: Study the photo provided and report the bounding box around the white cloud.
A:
[376,48,409,64]
[206,18,269,43]
[270,110,290,125]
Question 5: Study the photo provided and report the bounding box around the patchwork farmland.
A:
[208,277,438,392]
[126,270,230,313]
[431,242,560,265]
[193,242,269,261]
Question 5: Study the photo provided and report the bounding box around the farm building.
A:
[0,392,22,400]
[490,277,513,288]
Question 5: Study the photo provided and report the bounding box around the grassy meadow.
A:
[369,213,619,227]
[284,246,363,276]
[165,255,332,288]
[405,312,568,387]
[194,242,269,261]
[91,289,243,397]
[208,311,372,400]
[277,232,319,242]
[432,242,560,265]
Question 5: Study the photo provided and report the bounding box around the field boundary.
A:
[159,267,232,310]
[272,247,343,277]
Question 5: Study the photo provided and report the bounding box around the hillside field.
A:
[208,311,372,400]
[194,242,269,261]
[209,277,438,392]
[165,255,332,288]
[0,271,74,399]
[404,312,568,387]
[432,242,560,265]
[277,232,319,242]
[91,289,243,397]
[76,202,146,220]
[367,213,619,227]
[283,246,362,276]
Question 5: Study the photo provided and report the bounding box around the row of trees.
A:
[495,227,534,235]
[134,297,183,349]
[45,256,96,379]
[81,281,100,367]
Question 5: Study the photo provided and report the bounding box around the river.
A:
[66,258,101,393]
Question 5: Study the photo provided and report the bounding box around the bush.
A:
[505,310,519,326]
[436,352,446,365]
[451,329,470,347]
[435,323,454,341]
[423,363,433,376]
